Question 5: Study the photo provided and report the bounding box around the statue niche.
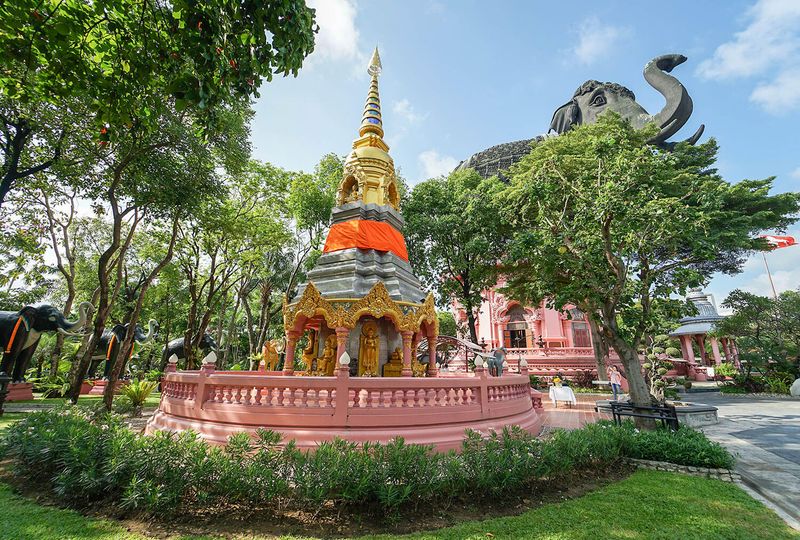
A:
[339,175,361,205]
[316,334,336,376]
[384,180,400,210]
[383,347,403,377]
[358,320,380,376]
[301,329,318,373]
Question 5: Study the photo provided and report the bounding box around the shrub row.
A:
[0,407,733,517]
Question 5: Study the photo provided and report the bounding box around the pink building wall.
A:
[451,280,592,351]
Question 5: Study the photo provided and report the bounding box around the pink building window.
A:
[572,322,591,348]
[503,306,529,348]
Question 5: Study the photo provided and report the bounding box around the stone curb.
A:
[719,393,799,400]
[623,457,740,482]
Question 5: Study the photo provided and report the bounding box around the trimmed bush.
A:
[0,407,734,517]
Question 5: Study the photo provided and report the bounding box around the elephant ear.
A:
[549,100,580,134]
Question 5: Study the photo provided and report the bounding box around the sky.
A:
[250,0,800,312]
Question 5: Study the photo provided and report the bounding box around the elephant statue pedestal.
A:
[5,382,33,402]
[83,379,127,396]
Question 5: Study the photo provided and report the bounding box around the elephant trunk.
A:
[642,54,695,144]
[137,319,158,344]
[58,301,93,336]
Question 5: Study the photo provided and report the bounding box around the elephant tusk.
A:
[58,327,84,337]
[684,124,705,145]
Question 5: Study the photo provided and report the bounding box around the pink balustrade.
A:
[147,366,543,451]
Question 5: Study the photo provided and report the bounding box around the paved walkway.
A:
[695,393,800,529]
[539,391,800,529]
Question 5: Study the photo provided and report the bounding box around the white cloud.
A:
[418,150,458,179]
[570,18,628,66]
[751,69,800,113]
[698,0,800,79]
[307,0,362,63]
[697,0,800,114]
[791,167,800,179]
[426,1,446,15]
[392,99,426,124]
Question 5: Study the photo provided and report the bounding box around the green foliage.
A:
[528,375,543,388]
[404,169,508,342]
[121,380,158,416]
[717,288,800,377]
[1,408,736,519]
[617,422,735,469]
[1,471,796,540]
[642,334,677,404]
[0,0,317,134]
[437,311,458,337]
[499,114,800,407]
[572,370,595,389]
[716,362,738,378]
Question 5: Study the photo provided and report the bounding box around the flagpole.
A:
[762,252,778,301]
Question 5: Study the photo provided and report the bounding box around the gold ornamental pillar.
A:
[401,331,413,377]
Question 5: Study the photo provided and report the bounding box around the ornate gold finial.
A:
[368,47,382,77]
[359,47,384,139]
[336,47,400,209]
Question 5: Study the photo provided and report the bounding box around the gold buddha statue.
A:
[317,334,337,376]
[301,330,318,374]
[383,347,403,377]
[358,322,379,376]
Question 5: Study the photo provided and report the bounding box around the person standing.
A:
[608,365,623,401]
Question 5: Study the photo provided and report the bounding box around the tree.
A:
[0,0,317,205]
[284,153,343,298]
[500,114,800,410]
[176,160,291,369]
[404,169,507,343]
[716,288,800,377]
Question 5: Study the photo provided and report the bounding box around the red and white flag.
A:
[760,235,797,249]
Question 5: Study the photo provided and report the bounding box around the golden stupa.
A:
[281,48,437,377]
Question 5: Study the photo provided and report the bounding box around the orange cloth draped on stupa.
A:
[323,220,409,261]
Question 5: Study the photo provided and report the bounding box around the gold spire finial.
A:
[359,47,384,138]
[368,47,382,77]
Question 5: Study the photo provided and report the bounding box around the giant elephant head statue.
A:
[549,54,704,146]
[0,302,93,381]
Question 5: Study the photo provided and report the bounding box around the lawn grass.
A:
[368,469,800,540]
[0,412,27,431]
[10,392,162,407]
[0,470,796,539]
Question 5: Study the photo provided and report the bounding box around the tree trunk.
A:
[465,306,478,345]
[50,291,75,377]
[104,216,179,410]
[222,291,242,367]
[602,317,656,428]
[589,317,608,380]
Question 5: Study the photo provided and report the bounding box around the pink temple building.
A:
[452,279,616,379]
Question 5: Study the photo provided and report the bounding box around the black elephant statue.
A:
[0,302,93,382]
[456,53,705,178]
[163,333,218,363]
[87,319,159,379]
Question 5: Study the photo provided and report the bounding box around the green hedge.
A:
[0,408,733,516]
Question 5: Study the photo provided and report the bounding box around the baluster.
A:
[300,388,309,408]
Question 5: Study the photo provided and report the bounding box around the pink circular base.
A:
[146,406,542,451]
[145,370,544,452]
